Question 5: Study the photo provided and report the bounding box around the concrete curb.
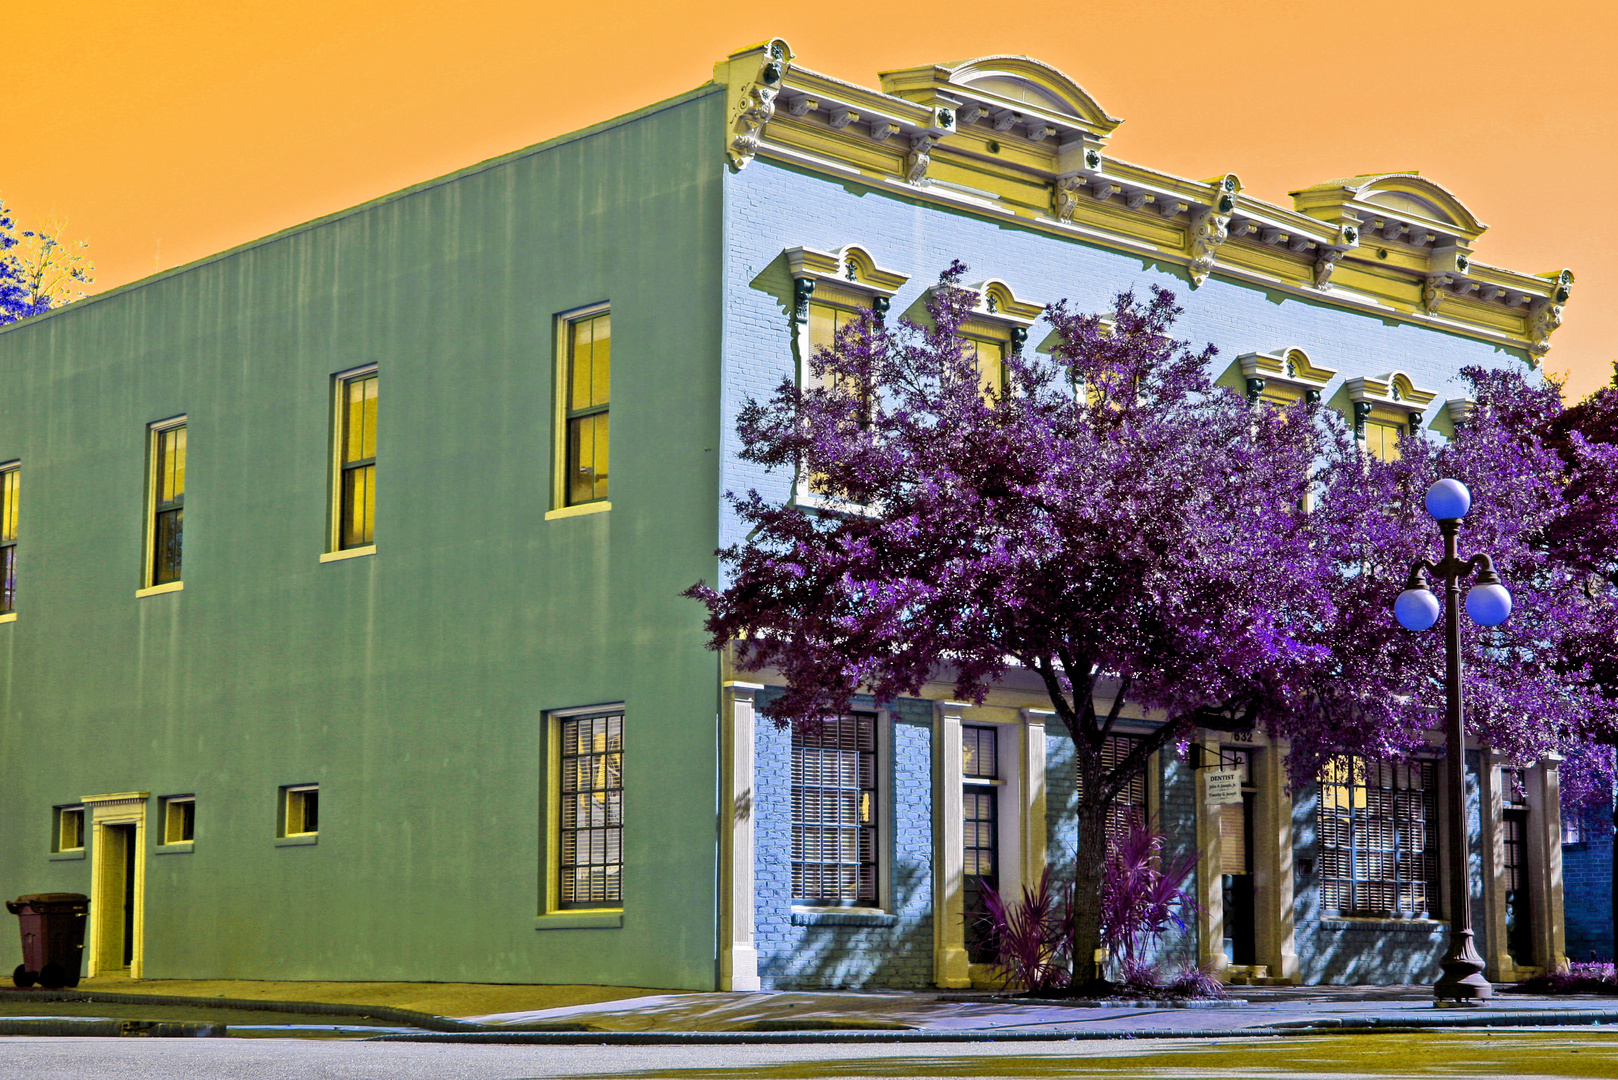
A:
[0,1018,225,1038]
[366,1009,1618,1044]
[0,989,473,1033]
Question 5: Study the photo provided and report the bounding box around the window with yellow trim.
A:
[335,371,377,549]
[53,805,84,853]
[1,463,17,614]
[147,422,186,585]
[162,796,195,843]
[563,311,611,507]
[963,334,1007,402]
[280,784,319,837]
[1364,418,1404,462]
[557,710,623,909]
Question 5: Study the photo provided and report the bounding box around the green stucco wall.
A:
[0,86,727,989]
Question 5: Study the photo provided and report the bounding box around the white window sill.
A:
[136,581,184,598]
[275,834,318,847]
[320,545,376,563]
[155,841,194,855]
[48,850,86,861]
[545,502,611,521]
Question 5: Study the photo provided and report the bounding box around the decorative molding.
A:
[869,120,901,142]
[961,279,1045,331]
[1445,398,1476,429]
[907,134,937,185]
[1053,175,1083,224]
[1423,274,1452,316]
[1314,248,1344,290]
[1528,297,1563,361]
[785,244,910,321]
[1238,347,1337,403]
[1527,269,1574,362]
[734,45,1571,355]
[1187,174,1239,288]
[722,38,793,171]
[1345,371,1438,435]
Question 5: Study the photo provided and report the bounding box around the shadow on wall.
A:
[758,861,933,989]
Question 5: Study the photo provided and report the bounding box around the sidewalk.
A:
[5,978,1618,1041]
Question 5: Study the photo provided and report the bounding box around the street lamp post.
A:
[1394,478,1513,1005]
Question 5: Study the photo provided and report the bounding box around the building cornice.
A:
[716,40,1572,364]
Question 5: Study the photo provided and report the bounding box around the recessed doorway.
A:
[84,793,148,979]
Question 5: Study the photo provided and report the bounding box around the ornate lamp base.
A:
[1434,931,1492,1003]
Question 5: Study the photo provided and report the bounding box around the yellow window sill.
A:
[275,833,318,847]
[545,502,611,521]
[320,545,376,563]
[135,581,183,599]
[0,612,15,624]
[534,910,623,930]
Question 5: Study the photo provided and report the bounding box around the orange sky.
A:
[9,1,1615,395]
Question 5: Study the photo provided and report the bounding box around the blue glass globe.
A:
[1394,588,1441,631]
[1466,582,1513,626]
[1425,478,1472,521]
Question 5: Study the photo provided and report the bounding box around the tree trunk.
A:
[1070,791,1113,991]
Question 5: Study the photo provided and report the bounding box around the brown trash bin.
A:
[7,893,88,989]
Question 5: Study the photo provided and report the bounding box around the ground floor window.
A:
[1318,756,1437,918]
[558,710,624,908]
[1076,733,1149,846]
[792,714,877,905]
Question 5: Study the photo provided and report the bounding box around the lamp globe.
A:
[1395,587,1442,631]
[1425,478,1472,521]
[1466,582,1513,626]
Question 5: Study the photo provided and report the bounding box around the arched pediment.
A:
[1291,172,1487,242]
[879,55,1121,140]
[1351,175,1485,235]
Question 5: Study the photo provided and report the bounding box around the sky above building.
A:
[10,0,1614,395]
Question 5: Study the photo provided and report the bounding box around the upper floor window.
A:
[1,463,17,614]
[147,420,186,586]
[335,369,377,550]
[563,310,610,507]
[1345,372,1435,464]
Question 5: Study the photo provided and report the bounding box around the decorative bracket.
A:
[1527,269,1573,363]
[723,39,793,171]
[1187,174,1240,288]
[907,135,938,185]
[1352,401,1372,438]
[1053,175,1083,223]
[1423,274,1452,316]
[1314,248,1346,291]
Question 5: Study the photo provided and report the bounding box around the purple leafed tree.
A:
[1541,365,1618,954]
[686,264,1343,989]
[1273,366,1604,789]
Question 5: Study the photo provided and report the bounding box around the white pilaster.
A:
[1254,740,1297,983]
[719,682,763,991]
[1019,710,1050,896]
[1531,759,1568,973]
[932,701,970,988]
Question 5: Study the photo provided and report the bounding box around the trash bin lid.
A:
[12,893,89,905]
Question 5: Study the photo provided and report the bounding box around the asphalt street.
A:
[5,1031,1618,1079]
